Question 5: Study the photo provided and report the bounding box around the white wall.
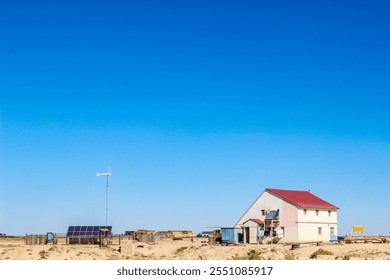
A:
[296,209,338,242]
[297,222,338,242]
[235,191,283,226]
[297,209,337,224]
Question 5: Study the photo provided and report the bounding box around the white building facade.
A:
[235,188,339,243]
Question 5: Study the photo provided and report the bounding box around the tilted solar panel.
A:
[66,226,112,237]
[265,209,279,220]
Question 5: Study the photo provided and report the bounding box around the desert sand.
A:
[1,237,390,260]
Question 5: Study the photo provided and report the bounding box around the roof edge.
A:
[265,188,339,210]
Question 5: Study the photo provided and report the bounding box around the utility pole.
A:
[96,167,112,229]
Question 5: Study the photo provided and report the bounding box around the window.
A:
[318,227,322,235]
[261,210,266,216]
[330,227,335,235]
[315,210,319,216]
[303,209,307,215]
[328,210,332,216]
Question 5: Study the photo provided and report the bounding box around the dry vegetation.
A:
[283,250,296,260]
[310,248,334,259]
[231,249,264,260]
[1,237,390,260]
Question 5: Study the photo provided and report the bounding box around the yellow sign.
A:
[352,226,364,233]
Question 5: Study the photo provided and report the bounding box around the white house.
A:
[235,188,339,243]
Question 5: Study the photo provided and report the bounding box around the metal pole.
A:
[106,174,108,229]
[97,167,111,230]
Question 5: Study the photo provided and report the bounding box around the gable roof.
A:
[266,188,338,210]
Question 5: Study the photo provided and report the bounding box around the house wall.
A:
[235,191,283,226]
[297,223,338,242]
[280,200,299,242]
[298,209,337,224]
[296,209,338,242]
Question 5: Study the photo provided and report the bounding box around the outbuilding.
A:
[242,219,264,244]
[220,227,242,244]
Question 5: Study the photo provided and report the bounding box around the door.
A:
[244,227,250,243]
[249,227,258,243]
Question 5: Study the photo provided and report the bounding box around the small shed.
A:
[220,227,242,244]
[242,219,264,244]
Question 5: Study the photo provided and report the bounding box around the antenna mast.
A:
[96,167,112,228]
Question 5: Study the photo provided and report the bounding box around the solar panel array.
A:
[66,226,112,237]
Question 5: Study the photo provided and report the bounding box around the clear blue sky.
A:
[1,0,389,236]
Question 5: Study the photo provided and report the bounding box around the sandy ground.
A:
[1,237,390,260]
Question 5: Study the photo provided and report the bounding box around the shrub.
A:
[310,249,334,259]
[247,249,263,260]
[48,246,57,252]
[39,250,48,259]
[336,255,350,260]
[174,247,188,255]
[284,251,296,260]
[232,249,263,260]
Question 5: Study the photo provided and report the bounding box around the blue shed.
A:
[221,227,241,243]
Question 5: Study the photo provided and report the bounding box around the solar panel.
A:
[66,226,112,237]
[265,210,279,220]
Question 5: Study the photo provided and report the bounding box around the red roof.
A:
[266,188,338,210]
[250,219,264,225]
[244,218,264,225]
